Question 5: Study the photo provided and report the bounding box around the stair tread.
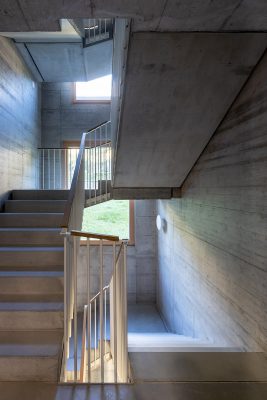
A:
[0,271,63,277]
[0,247,63,251]
[0,330,62,357]
[0,213,63,216]
[0,344,60,357]
[0,228,61,232]
[0,302,63,311]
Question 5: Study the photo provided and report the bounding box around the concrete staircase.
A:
[0,190,67,381]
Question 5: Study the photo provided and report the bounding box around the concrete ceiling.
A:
[15,40,113,82]
[1,1,267,32]
[113,32,267,188]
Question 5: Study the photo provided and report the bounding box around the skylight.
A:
[75,74,112,102]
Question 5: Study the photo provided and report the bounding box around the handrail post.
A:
[113,242,117,383]
[99,239,104,382]
[123,240,128,382]
[87,238,91,383]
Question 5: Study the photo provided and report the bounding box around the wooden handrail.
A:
[71,230,119,242]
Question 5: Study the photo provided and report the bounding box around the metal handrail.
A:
[61,121,109,228]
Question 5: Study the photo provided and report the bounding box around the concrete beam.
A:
[1,1,267,32]
[113,32,267,188]
[111,187,181,200]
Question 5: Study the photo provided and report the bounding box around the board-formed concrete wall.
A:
[0,36,41,207]
[77,200,156,308]
[156,51,267,352]
[41,82,110,147]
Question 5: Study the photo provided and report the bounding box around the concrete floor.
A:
[0,378,266,399]
[1,305,265,399]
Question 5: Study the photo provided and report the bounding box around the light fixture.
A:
[156,215,162,231]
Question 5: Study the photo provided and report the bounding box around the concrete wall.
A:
[0,36,41,207]
[41,82,110,147]
[78,200,156,309]
[156,52,267,351]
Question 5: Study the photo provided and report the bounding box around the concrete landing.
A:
[0,381,266,400]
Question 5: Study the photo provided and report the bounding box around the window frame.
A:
[73,82,111,104]
[80,200,135,246]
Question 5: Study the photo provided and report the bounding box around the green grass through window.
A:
[82,200,130,239]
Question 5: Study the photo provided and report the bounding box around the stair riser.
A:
[0,214,63,228]
[5,201,66,213]
[12,190,69,200]
[0,277,63,298]
[0,231,63,246]
[0,357,59,381]
[0,251,64,267]
[0,311,63,330]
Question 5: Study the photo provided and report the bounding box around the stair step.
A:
[0,270,63,301]
[0,228,63,246]
[0,330,62,382]
[5,200,67,213]
[0,247,64,269]
[12,190,69,201]
[0,213,63,228]
[128,333,241,352]
[0,302,63,331]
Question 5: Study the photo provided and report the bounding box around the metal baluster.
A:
[94,298,97,365]
[87,238,91,383]
[69,149,72,189]
[104,289,107,357]
[105,124,108,200]
[63,233,68,382]
[59,149,61,189]
[48,149,51,189]
[74,236,78,381]
[113,242,117,383]
[99,127,102,201]
[53,149,56,189]
[99,239,104,382]
[42,149,45,189]
[94,129,97,204]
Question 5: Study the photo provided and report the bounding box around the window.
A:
[75,74,112,102]
[82,200,134,243]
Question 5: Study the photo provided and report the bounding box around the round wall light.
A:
[156,215,162,231]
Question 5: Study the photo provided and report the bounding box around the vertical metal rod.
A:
[99,19,102,40]
[99,239,104,382]
[48,149,50,189]
[89,136,92,199]
[63,234,68,382]
[41,149,44,189]
[123,242,128,382]
[113,242,117,383]
[104,289,107,356]
[86,148,89,190]
[64,149,67,189]
[69,149,72,189]
[94,298,97,364]
[99,127,102,201]
[73,236,78,381]
[94,129,97,204]
[87,238,91,383]
[105,124,108,200]
[53,148,56,189]
[59,149,62,189]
